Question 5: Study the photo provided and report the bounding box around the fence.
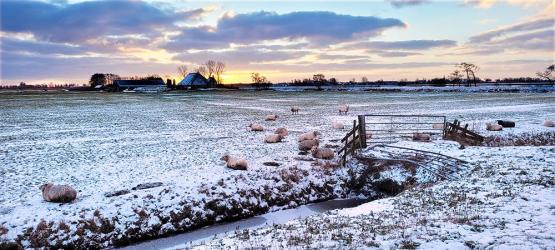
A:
[338,114,447,166]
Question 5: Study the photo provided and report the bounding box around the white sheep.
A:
[248,123,264,131]
[40,183,77,203]
[275,127,288,137]
[265,114,279,121]
[311,146,335,160]
[291,106,299,114]
[264,134,284,143]
[298,139,319,151]
[298,131,321,142]
[338,105,349,115]
[486,122,503,131]
[412,132,431,142]
[544,119,555,127]
[332,121,345,129]
[220,154,248,170]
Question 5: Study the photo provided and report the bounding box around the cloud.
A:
[164,11,406,50]
[388,0,429,8]
[1,37,86,55]
[0,1,208,43]
[376,51,421,57]
[362,40,457,50]
[469,17,553,43]
[173,47,308,66]
[463,0,549,8]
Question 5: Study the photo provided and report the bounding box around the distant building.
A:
[178,73,217,89]
[112,79,167,92]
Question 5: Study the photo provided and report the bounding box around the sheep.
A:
[275,127,288,137]
[298,139,319,151]
[290,106,299,114]
[40,183,77,203]
[311,146,335,160]
[486,122,503,131]
[264,134,284,143]
[338,105,349,115]
[544,119,555,127]
[432,123,444,129]
[248,123,264,132]
[412,132,431,142]
[298,131,321,142]
[265,114,278,121]
[220,154,248,170]
[331,121,345,129]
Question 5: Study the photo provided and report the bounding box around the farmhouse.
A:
[178,73,217,89]
[113,79,167,92]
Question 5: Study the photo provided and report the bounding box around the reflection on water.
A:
[120,198,368,250]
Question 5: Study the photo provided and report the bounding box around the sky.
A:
[0,0,553,85]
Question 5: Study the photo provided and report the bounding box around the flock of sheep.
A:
[220,105,349,171]
[36,105,555,204]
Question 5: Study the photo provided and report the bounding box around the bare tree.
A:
[361,76,368,83]
[313,73,326,90]
[449,70,464,87]
[177,65,188,78]
[456,62,479,87]
[536,64,555,85]
[195,65,208,78]
[251,72,270,90]
[204,60,216,77]
[215,61,226,85]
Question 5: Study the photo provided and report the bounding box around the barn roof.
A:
[113,79,165,87]
[178,73,208,86]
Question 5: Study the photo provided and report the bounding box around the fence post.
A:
[358,115,367,148]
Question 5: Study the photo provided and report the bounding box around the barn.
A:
[113,79,167,92]
[178,73,217,89]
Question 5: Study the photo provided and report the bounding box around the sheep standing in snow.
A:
[332,121,345,129]
[291,106,299,114]
[265,114,278,121]
[299,139,319,151]
[220,154,248,170]
[338,105,349,115]
[311,146,335,160]
[298,131,321,142]
[412,132,431,142]
[40,183,77,203]
[544,120,555,127]
[486,122,503,131]
[248,123,264,131]
[275,127,288,137]
[264,134,284,143]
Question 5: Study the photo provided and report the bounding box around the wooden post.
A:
[358,115,367,148]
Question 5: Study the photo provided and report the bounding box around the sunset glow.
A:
[0,0,553,85]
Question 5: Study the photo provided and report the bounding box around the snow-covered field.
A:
[1,90,554,248]
[190,142,555,249]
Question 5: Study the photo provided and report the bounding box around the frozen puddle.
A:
[120,198,368,250]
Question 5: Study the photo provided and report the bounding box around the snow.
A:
[1,90,555,248]
[189,144,555,249]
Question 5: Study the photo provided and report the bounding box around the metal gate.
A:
[359,115,446,144]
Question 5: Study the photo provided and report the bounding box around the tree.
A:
[251,72,270,90]
[215,61,226,85]
[89,73,107,87]
[195,65,208,78]
[449,70,464,87]
[329,77,338,85]
[204,60,216,77]
[177,65,188,78]
[536,64,555,85]
[361,76,368,83]
[456,63,479,87]
[313,73,326,90]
